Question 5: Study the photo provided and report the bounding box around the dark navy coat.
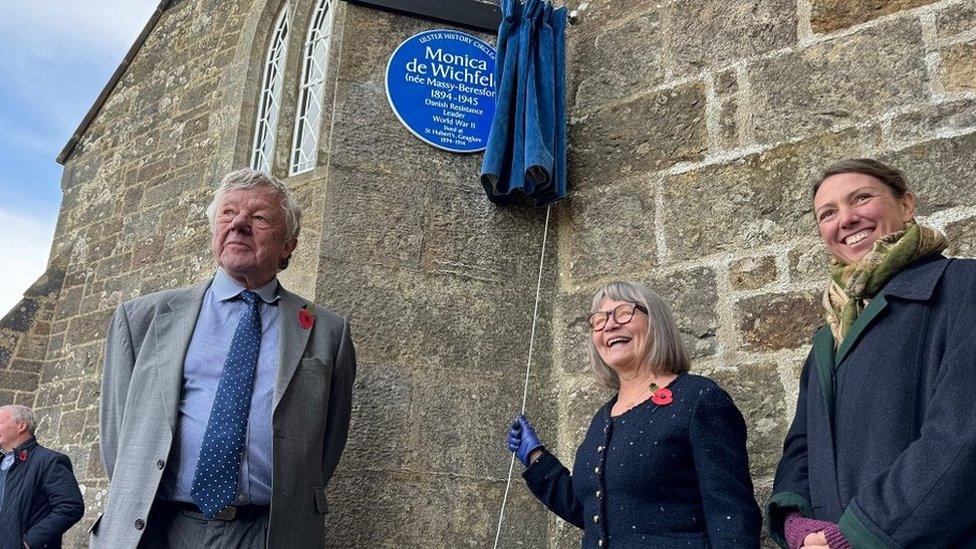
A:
[0,438,84,549]
[769,255,976,548]
[523,374,761,548]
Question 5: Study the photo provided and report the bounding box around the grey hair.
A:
[587,281,691,390]
[205,168,303,241]
[205,168,302,270]
[1,404,38,435]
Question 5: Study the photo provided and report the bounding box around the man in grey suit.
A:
[91,169,356,548]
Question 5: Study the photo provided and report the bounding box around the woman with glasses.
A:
[507,281,761,548]
[768,159,976,549]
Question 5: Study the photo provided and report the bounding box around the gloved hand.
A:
[507,414,544,467]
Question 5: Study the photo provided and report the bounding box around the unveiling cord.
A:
[491,203,552,549]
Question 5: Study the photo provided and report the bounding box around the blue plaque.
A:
[386,29,496,153]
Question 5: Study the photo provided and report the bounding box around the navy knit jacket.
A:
[523,374,761,548]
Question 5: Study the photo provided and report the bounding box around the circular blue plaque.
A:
[386,29,496,153]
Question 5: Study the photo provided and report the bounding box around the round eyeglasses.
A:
[587,303,648,331]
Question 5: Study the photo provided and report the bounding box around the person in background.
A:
[769,158,976,548]
[0,404,84,549]
[507,281,761,548]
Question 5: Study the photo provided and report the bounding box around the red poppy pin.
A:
[17,450,27,462]
[650,383,673,406]
[298,304,316,329]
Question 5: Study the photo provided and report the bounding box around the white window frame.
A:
[251,5,290,173]
[289,0,337,175]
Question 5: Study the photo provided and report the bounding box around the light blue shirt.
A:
[0,450,13,513]
[160,269,280,506]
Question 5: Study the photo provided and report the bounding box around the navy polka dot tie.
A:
[191,290,262,518]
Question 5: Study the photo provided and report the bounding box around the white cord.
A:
[492,203,552,549]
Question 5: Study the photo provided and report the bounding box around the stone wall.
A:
[2,0,976,547]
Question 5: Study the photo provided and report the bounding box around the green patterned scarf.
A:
[823,220,948,346]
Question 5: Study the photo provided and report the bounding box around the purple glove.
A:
[507,414,544,467]
[785,512,851,549]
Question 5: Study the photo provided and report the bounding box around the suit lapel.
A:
[154,283,209,432]
[835,294,888,366]
[275,288,313,411]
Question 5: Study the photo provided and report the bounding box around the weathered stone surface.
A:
[320,165,428,269]
[730,256,778,290]
[739,291,823,351]
[407,368,556,480]
[749,20,926,144]
[564,180,656,281]
[572,1,658,33]
[646,267,719,358]
[0,299,39,332]
[569,81,707,190]
[340,363,412,472]
[788,240,832,283]
[326,472,547,548]
[668,0,797,77]
[420,181,548,283]
[574,11,665,111]
[0,371,39,392]
[717,98,740,150]
[811,0,939,33]
[661,128,878,261]
[945,216,976,257]
[711,362,789,480]
[553,287,600,376]
[880,131,976,213]
[887,99,976,145]
[936,2,976,42]
[941,40,976,92]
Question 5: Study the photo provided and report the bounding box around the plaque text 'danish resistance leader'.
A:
[386,29,496,153]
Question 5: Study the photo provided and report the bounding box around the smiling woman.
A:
[768,158,976,549]
[507,281,761,549]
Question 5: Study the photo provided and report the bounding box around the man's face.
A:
[0,409,27,452]
[211,186,297,289]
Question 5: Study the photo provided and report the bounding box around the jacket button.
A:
[597,445,604,453]
[592,514,600,523]
[598,540,604,547]
[595,490,602,499]
[135,519,145,530]
[157,459,165,469]
[594,466,600,475]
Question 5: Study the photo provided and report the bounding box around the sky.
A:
[0,0,159,316]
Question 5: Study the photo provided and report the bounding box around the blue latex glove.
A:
[507,414,544,467]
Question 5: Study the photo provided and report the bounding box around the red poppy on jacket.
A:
[651,387,673,406]
[17,450,27,461]
[298,306,315,329]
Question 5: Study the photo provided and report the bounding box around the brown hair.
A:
[814,158,911,199]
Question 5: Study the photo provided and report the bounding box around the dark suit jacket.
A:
[769,255,976,548]
[524,374,761,548]
[0,438,84,549]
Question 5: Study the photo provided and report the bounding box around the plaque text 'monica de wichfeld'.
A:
[386,29,497,153]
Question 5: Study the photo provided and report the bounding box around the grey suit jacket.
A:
[90,279,356,548]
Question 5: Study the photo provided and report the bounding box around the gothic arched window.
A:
[251,5,290,173]
[289,0,336,175]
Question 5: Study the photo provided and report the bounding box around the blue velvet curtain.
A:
[480,0,567,207]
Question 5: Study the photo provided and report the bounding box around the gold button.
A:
[598,540,604,547]
[594,466,600,474]
[593,515,600,523]
[597,446,604,453]
[596,490,602,498]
